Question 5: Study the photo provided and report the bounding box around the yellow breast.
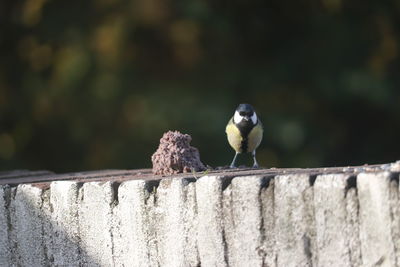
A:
[247,123,263,152]
[225,118,263,153]
[226,119,243,152]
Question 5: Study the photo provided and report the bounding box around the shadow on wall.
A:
[0,183,104,266]
[0,178,199,266]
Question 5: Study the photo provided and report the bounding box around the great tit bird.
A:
[226,103,263,168]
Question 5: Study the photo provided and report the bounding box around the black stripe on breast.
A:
[240,137,248,153]
[236,120,255,153]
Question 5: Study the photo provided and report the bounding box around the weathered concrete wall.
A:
[1,164,400,266]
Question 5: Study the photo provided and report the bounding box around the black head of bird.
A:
[225,103,263,168]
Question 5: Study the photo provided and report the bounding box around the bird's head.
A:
[233,103,258,125]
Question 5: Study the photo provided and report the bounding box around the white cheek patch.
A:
[251,112,257,124]
[233,111,243,124]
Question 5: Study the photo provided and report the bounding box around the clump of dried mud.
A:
[151,131,206,175]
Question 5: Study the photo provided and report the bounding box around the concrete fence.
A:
[0,163,400,267]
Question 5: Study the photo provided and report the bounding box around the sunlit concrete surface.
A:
[1,162,400,266]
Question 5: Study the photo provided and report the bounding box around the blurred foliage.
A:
[1,0,400,172]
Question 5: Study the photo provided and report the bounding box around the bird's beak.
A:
[243,116,250,121]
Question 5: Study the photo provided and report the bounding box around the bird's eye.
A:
[239,111,253,116]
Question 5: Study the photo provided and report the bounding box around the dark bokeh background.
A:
[1,0,400,172]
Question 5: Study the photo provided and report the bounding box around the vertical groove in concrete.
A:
[260,178,276,267]
[110,186,125,267]
[41,188,53,265]
[390,176,400,265]
[303,177,317,266]
[145,181,160,267]
[274,174,316,267]
[46,181,81,266]
[12,184,47,266]
[314,174,351,266]
[182,181,200,266]
[7,187,17,266]
[196,175,228,267]
[222,182,234,265]
[345,187,362,267]
[79,182,115,267]
[358,172,396,266]
[0,185,12,266]
[222,176,264,267]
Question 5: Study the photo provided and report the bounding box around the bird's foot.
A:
[252,163,259,168]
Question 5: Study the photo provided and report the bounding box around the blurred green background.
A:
[1,0,400,172]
